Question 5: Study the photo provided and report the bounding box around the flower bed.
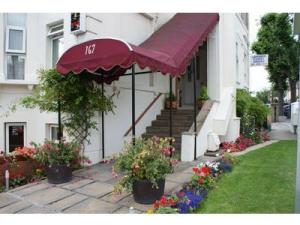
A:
[149,153,239,213]
[220,132,270,153]
[0,147,43,189]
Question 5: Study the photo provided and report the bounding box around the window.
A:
[51,37,64,68]
[49,124,59,141]
[5,123,26,154]
[5,13,27,80]
[5,26,26,53]
[48,23,64,68]
[7,55,25,80]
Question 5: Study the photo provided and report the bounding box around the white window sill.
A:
[0,79,38,85]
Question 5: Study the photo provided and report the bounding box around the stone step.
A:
[152,120,192,127]
[160,109,195,116]
[146,126,190,134]
[156,114,194,121]
[204,150,223,157]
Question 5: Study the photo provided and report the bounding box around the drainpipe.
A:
[57,98,63,141]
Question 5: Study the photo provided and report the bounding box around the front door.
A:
[5,123,26,153]
[181,64,200,107]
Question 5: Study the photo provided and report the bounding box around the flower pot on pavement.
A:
[46,165,72,184]
[132,179,165,204]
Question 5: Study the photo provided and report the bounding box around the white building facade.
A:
[0,13,249,163]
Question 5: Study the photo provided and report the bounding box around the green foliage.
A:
[166,92,176,101]
[113,137,178,194]
[198,86,209,101]
[251,13,299,108]
[20,69,115,145]
[31,140,89,167]
[237,89,269,130]
[223,153,240,165]
[256,89,270,104]
[9,176,27,187]
[154,206,179,214]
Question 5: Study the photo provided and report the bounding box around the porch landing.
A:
[0,156,218,214]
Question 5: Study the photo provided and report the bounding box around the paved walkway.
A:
[0,156,216,214]
[269,121,297,140]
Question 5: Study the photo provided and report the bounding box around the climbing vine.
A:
[20,69,115,146]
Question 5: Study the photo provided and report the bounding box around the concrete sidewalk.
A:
[269,121,297,140]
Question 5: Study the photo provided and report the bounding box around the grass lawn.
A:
[198,140,297,213]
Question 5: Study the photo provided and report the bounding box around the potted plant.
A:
[198,86,209,109]
[165,93,178,109]
[31,140,89,184]
[113,137,178,204]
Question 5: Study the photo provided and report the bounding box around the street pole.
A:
[296,34,300,213]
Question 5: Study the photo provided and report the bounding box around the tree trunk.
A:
[289,78,297,103]
[278,89,284,116]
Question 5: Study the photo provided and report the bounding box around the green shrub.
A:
[237,89,270,131]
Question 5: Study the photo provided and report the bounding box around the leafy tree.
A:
[256,89,270,104]
[252,13,299,115]
[20,69,115,149]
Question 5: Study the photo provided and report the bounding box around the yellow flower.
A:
[147,208,154,214]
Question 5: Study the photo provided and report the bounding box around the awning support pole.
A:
[169,76,173,156]
[132,65,136,145]
[58,98,63,141]
[193,58,198,160]
[101,82,105,159]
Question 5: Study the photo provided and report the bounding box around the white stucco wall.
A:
[0,13,249,162]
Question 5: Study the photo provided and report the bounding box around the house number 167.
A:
[85,44,96,55]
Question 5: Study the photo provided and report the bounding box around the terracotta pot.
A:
[165,100,178,109]
[197,99,205,109]
[132,179,165,204]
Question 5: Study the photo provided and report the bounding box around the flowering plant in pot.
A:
[165,93,178,109]
[31,139,90,184]
[197,86,209,109]
[113,137,178,204]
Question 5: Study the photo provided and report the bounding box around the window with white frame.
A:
[48,22,64,68]
[5,13,27,80]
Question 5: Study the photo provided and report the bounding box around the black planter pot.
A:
[132,179,165,204]
[46,165,72,184]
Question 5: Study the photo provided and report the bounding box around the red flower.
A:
[198,178,205,184]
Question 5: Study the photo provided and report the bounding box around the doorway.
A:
[5,122,26,153]
[179,42,207,108]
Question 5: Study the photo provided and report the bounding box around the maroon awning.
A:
[57,13,219,79]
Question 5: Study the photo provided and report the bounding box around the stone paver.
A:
[166,172,193,184]
[49,193,88,211]
[75,182,113,198]
[164,180,181,193]
[24,187,74,205]
[11,183,53,196]
[0,193,19,208]
[0,200,32,213]
[100,192,131,204]
[63,198,119,213]
[1,158,209,214]
[17,205,56,214]
[61,179,94,190]
[117,195,150,212]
